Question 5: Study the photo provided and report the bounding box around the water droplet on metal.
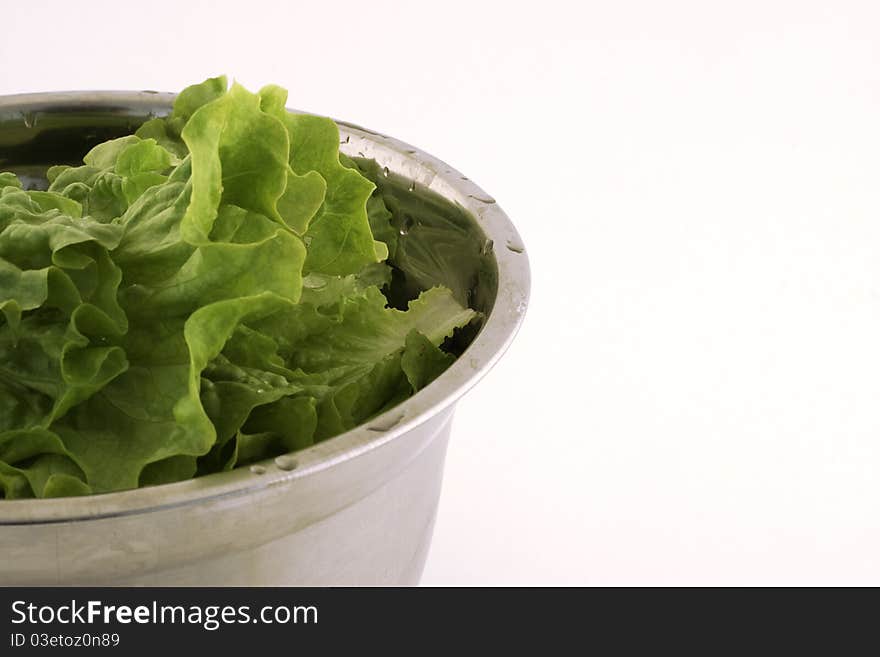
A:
[368,413,405,432]
[506,240,524,254]
[249,465,267,475]
[480,239,494,255]
[399,214,415,236]
[468,193,496,204]
[274,455,298,471]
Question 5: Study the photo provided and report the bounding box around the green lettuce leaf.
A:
[260,85,381,276]
[402,330,456,392]
[0,76,477,498]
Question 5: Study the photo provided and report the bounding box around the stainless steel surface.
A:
[0,91,530,585]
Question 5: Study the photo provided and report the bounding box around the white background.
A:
[4,0,880,585]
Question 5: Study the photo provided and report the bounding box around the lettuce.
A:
[0,78,477,498]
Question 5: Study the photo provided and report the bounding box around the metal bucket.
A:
[0,92,530,585]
